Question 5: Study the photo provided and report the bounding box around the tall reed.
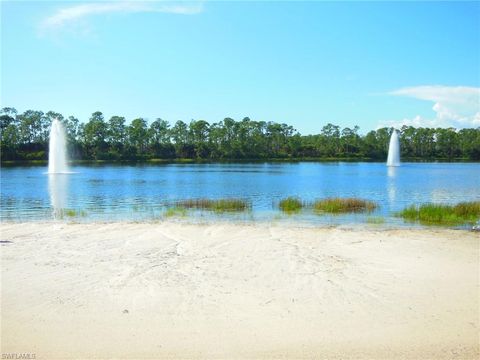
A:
[313,197,377,213]
[397,202,480,225]
[176,198,250,212]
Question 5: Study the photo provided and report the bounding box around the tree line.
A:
[1,107,479,161]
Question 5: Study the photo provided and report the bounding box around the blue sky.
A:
[2,1,479,134]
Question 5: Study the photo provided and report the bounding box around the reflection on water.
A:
[431,189,454,203]
[387,166,397,178]
[387,181,397,204]
[387,166,397,204]
[48,174,69,219]
[1,162,479,224]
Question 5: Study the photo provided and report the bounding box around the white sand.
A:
[1,222,479,359]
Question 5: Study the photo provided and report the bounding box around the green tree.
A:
[83,111,108,159]
[435,127,460,159]
[458,128,480,159]
[62,115,81,159]
[171,120,192,158]
[208,121,226,158]
[341,126,360,156]
[128,118,149,157]
[0,107,17,134]
[63,116,80,142]
[148,118,173,158]
[2,107,479,162]
[107,116,126,158]
[189,120,210,158]
[320,123,341,156]
[0,108,20,160]
[17,110,44,145]
[149,118,170,144]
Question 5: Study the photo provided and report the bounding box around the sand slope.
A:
[1,222,479,359]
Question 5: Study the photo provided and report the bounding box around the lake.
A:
[1,162,479,226]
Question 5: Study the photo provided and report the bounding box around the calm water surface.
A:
[1,162,479,226]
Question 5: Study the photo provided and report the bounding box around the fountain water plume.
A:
[387,129,400,167]
[48,118,69,174]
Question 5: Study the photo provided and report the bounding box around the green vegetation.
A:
[366,216,386,224]
[2,107,479,162]
[276,196,378,214]
[396,202,480,225]
[279,197,304,212]
[57,208,87,218]
[164,207,188,218]
[176,198,250,212]
[313,198,377,213]
[454,202,480,218]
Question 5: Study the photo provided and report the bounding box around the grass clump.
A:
[176,198,250,212]
[279,197,303,213]
[56,209,87,219]
[64,209,77,217]
[313,197,377,213]
[396,201,480,225]
[164,207,187,218]
[454,201,480,218]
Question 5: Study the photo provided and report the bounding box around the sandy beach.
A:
[0,222,478,359]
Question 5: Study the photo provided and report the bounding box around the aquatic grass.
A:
[366,216,385,224]
[454,201,480,217]
[164,207,187,218]
[59,209,87,218]
[396,202,480,225]
[64,209,77,217]
[313,197,377,213]
[176,198,250,212]
[279,197,304,213]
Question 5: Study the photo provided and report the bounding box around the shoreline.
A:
[1,222,479,359]
[0,218,477,232]
[2,158,479,167]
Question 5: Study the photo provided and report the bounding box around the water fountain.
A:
[48,118,68,173]
[48,119,70,219]
[49,172,68,219]
[386,129,400,167]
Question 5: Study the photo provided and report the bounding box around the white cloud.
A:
[40,1,203,33]
[379,85,480,129]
